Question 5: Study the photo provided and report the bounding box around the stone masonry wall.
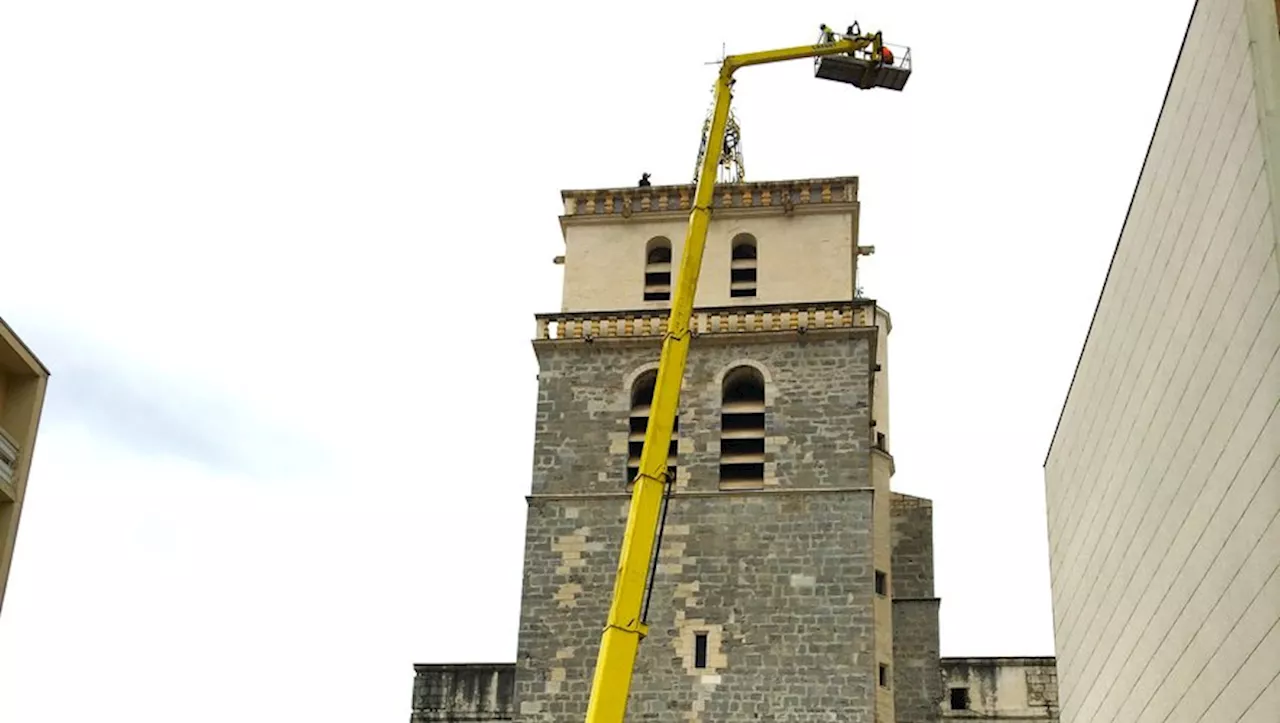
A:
[516,331,879,721]
[891,493,942,722]
[940,657,1059,721]
[890,493,935,599]
[517,492,877,722]
[530,331,875,496]
[411,664,516,722]
[893,600,942,723]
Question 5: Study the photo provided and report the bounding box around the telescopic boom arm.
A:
[582,24,907,723]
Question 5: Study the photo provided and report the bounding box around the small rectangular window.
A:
[694,633,708,669]
[875,570,887,596]
[878,663,890,688]
[950,687,970,710]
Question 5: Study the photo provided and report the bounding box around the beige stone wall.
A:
[940,658,1058,721]
[1044,1,1280,721]
[559,210,857,313]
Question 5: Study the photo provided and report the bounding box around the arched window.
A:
[730,234,757,298]
[627,370,678,484]
[720,366,765,487]
[644,238,673,302]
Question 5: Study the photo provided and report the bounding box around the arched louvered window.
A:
[644,238,673,302]
[627,370,678,484]
[720,366,765,487]
[730,234,757,298]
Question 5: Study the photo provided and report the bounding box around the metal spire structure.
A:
[693,84,746,184]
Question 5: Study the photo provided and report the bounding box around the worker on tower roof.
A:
[638,173,652,187]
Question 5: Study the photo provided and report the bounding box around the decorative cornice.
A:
[413,663,515,672]
[559,176,859,229]
[533,300,878,342]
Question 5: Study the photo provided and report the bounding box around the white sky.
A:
[0,2,1196,721]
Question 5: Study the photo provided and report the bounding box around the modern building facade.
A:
[413,175,1058,722]
[0,317,49,619]
[1043,1,1280,722]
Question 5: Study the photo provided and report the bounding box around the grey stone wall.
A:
[891,493,942,722]
[530,331,874,496]
[890,493,935,598]
[893,600,942,723]
[515,331,880,722]
[517,491,877,722]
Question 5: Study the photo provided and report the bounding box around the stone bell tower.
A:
[509,175,945,723]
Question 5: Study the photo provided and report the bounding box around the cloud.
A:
[16,321,331,481]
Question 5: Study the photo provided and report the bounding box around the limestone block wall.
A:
[530,332,875,497]
[557,178,861,314]
[515,492,877,722]
[1044,1,1280,721]
[891,494,942,723]
[516,332,881,721]
[559,212,859,314]
[890,493,935,600]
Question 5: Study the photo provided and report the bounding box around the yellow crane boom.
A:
[582,23,910,723]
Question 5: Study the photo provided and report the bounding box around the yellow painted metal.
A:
[582,26,883,723]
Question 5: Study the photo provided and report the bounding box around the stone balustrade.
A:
[560,176,858,219]
[535,301,873,341]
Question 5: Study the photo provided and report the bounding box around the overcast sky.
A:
[0,2,1197,721]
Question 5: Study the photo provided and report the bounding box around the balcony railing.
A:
[535,301,874,341]
[0,429,18,484]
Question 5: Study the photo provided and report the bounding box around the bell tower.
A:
[514,175,941,722]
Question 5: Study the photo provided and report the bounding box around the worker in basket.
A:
[879,45,894,65]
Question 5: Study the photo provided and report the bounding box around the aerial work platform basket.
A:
[814,43,912,91]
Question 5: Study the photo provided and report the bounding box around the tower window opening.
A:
[950,687,970,710]
[879,664,890,688]
[720,366,765,488]
[627,370,677,484]
[693,633,709,669]
[644,239,673,302]
[730,235,757,298]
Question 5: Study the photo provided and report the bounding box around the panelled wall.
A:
[1044,1,1280,722]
